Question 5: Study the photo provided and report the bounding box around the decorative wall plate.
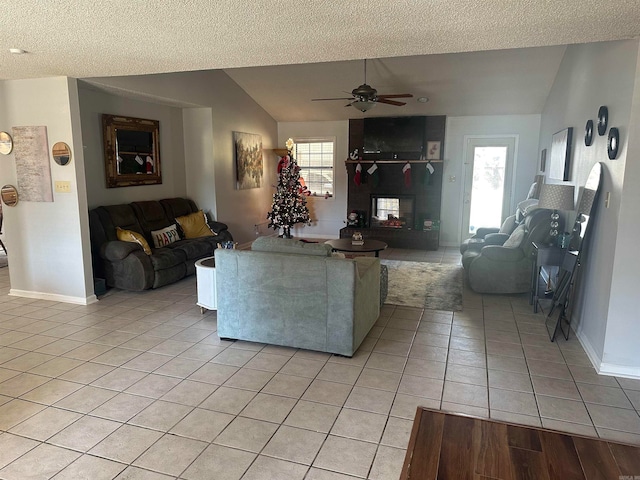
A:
[597,106,608,136]
[608,127,619,159]
[584,119,594,146]
[0,131,12,155]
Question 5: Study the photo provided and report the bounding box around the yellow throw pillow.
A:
[116,227,152,255]
[175,211,214,239]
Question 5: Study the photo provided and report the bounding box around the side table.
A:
[530,242,565,313]
[195,256,216,313]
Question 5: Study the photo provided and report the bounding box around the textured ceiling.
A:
[1,0,639,81]
[224,47,567,121]
[3,1,639,122]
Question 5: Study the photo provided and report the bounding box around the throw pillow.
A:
[116,227,152,255]
[175,210,214,239]
[151,224,181,248]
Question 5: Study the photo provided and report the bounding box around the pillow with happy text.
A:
[151,224,181,248]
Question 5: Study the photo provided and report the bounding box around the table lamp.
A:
[537,184,575,239]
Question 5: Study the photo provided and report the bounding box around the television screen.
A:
[363,116,425,159]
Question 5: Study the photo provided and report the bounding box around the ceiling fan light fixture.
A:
[352,100,376,112]
[417,97,429,103]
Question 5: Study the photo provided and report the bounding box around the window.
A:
[293,139,334,197]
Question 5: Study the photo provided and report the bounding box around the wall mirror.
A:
[545,162,603,341]
[1,185,19,206]
[52,142,72,166]
[0,132,13,155]
[568,162,603,252]
[102,114,162,188]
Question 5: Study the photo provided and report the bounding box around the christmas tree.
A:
[267,154,310,238]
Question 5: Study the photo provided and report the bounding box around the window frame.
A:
[291,136,336,199]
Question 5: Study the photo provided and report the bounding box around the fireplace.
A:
[370,194,415,229]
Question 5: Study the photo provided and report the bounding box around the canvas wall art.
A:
[234,132,263,190]
[12,126,53,202]
[549,128,573,181]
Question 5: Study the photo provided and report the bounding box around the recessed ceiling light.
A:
[9,48,26,55]
[417,97,429,103]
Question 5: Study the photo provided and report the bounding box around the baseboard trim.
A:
[9,289,98,305]
[575,328,640,379]
[598,362,640,380]
[575,328,601,371]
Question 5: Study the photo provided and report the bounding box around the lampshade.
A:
[537,184,575,211]
[352,100,376,112]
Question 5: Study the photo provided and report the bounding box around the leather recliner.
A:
[462,208,556,294]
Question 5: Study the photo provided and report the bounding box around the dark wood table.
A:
[324,238,388,257]
[401,407,640,480]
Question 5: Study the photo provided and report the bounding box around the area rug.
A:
[381,260,463,311]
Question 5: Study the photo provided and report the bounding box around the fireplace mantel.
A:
[345,116,446,251]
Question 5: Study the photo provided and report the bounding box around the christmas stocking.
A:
[402,163,412,188]
[422,162,435,186]
[354,163,362,186]
[367,163,379,187]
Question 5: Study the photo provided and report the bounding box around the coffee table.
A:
[325,238,388,257]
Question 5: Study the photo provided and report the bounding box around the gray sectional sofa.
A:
[215,237,381,357]
[89,197,232,291]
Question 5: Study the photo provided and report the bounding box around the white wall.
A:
[539,39,640,377]
[278,121,349,238]
[601,45,640,377]
[441,115,542,246]
[78,86,188,208]
[0,77,94,304]
[85,70,278,246]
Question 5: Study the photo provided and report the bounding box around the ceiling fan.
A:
[312,59,413,112]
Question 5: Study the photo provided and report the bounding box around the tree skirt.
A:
[380,260,464,311]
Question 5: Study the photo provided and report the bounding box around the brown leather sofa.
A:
[89,198,232,291]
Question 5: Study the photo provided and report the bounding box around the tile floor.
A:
[0,248,639,479]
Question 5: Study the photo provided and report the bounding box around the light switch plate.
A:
[54,181,72,193]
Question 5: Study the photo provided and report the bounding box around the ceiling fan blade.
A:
[376,98,407,106]
[311,97,354,101]
[377,94,413,99]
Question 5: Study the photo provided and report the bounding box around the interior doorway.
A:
[461,137,516,240]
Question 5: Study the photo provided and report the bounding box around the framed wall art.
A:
[549,127,573,181]
[102,114,162,188]
[426,141,441,160]
[234,131,263,190]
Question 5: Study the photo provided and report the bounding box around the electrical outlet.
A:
[54,181,72,193]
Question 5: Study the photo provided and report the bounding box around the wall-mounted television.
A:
[363,116,425,160]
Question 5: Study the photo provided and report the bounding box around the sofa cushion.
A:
[151,224,181,248]
[100,205,144,241]
[502,224,526,248]
[116,227,152,255]
[251,236,332,256]
[160,197,199,220]
[169,238,214,260]
[131,200,172,239]
[149,248,186,270]
[175,211,214,239]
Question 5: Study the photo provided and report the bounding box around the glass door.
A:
[461,137,516,239]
